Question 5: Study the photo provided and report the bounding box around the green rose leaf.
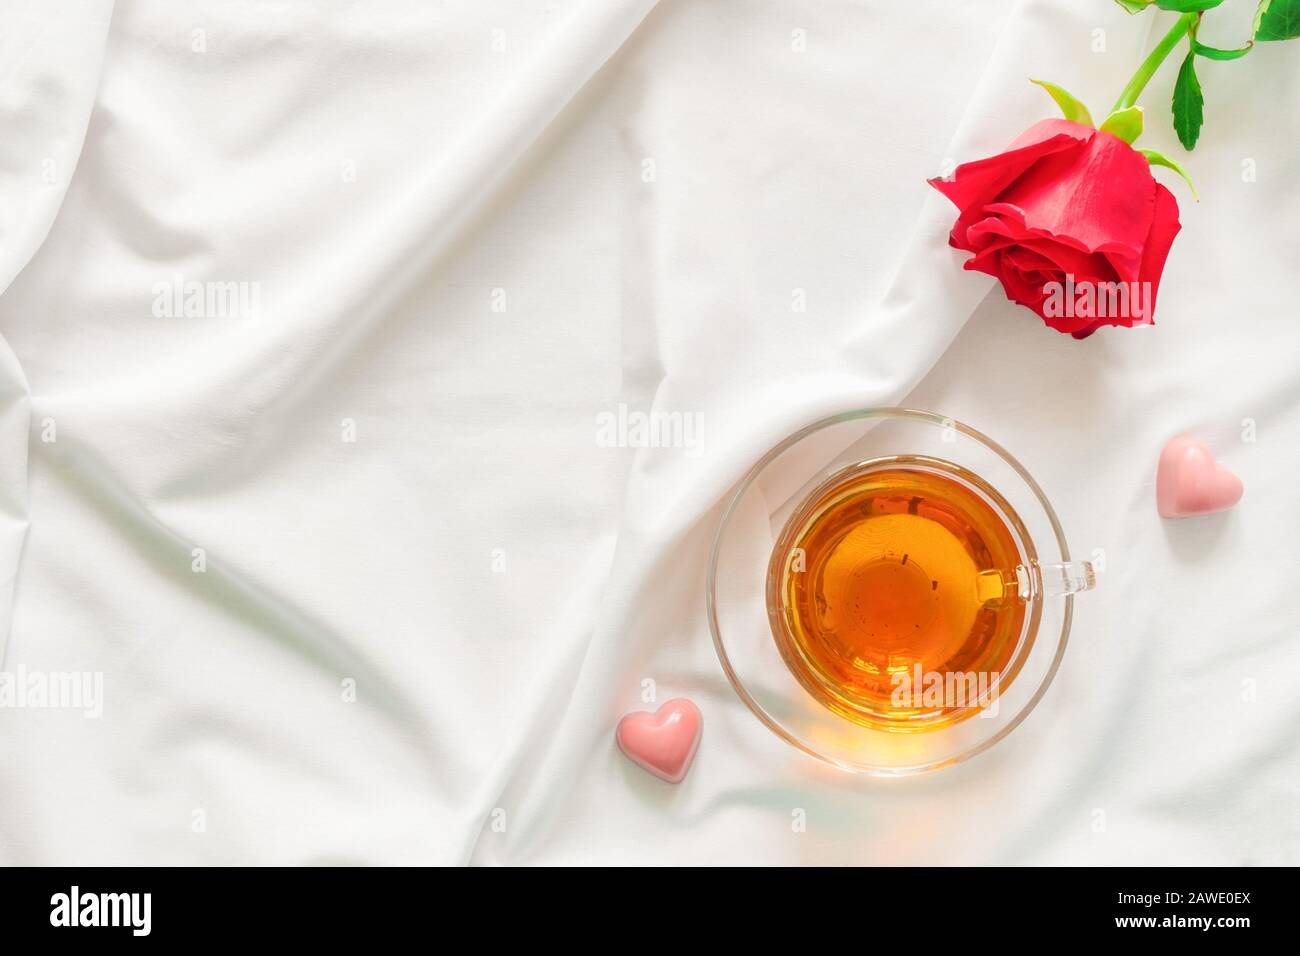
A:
[1114,0,1224,10]
[1100,105,1144,143]
[1030,79,1095,125]
[1138,148,1199,200]
[1172,52,1204,149]
[1255,0,1300,40]
[1192,38,1253,59]
[1155,0,1225,10]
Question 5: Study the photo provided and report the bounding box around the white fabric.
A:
[1,0,1296,865]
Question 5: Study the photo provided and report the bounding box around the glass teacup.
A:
[706,408,1096,775]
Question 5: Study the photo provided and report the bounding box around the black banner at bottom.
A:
[0,866,1271,942]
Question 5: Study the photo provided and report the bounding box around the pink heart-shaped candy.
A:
[615,698,702,784]
[1156,435,1243,518]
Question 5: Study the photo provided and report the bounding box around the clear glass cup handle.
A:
[1016,560,1096,601]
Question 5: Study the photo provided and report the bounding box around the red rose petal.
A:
[1001,266,1048,307]
[1003,118,1093,153]
[1003,246,1057,275]
[1020,238,1117,283]
[1101,248,1142,286]
[1134,182,1181,324]
[995,128,1156,259]
[928,120,1093,249]
[1065,184,1180,335]
[966,214,1033,249]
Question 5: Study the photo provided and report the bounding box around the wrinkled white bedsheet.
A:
[1,0,1296,864]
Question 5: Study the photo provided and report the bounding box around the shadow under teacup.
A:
[707,408,1095,775]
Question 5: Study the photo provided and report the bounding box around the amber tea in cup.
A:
[768,457,1035,731]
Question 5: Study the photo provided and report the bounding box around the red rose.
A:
[929,119,1181,338]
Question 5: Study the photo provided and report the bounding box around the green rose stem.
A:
[1111,12,1197,113]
